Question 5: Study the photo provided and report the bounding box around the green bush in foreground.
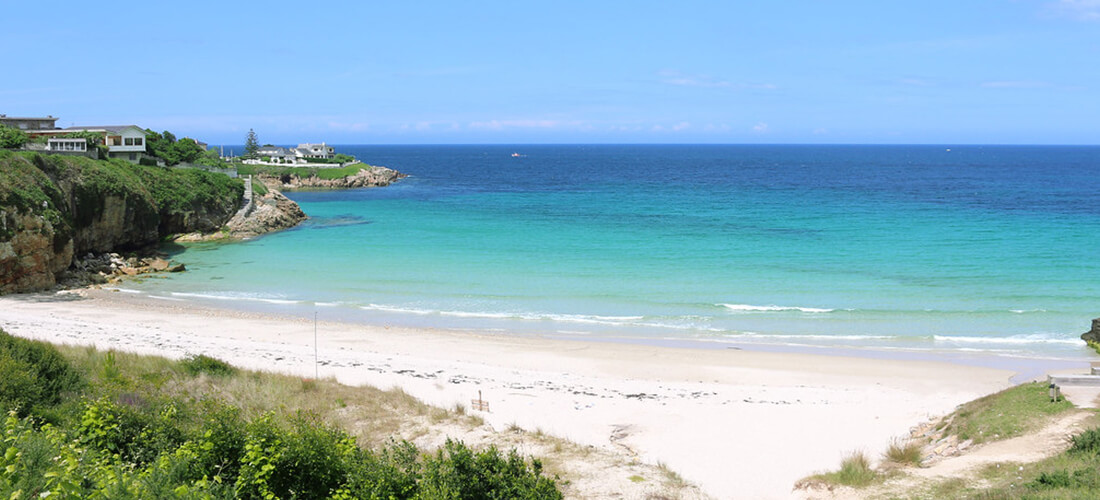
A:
[0,332,84,416]
[181,354,238,377]
[0,330,562,499]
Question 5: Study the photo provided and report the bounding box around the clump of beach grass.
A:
[883,437,924,467]
[798,451,878,489]
[833,451,877,486]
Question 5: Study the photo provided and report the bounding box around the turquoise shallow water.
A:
[125,145,1100,363]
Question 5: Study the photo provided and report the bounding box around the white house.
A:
[64,125,147,162]
[296,142,334,159]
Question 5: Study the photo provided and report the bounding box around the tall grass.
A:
[883,437,924,467]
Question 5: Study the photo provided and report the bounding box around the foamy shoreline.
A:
[0,288,1028,498]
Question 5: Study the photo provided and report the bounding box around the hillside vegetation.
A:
[0,330,563,499]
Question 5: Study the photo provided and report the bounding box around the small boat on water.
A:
[511,152,522,158]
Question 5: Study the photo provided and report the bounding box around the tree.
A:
[143,129,208,166]
[244,129,259,158]
[0,125,29,149]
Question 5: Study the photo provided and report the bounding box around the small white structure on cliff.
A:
[296,143,334,160]
[248,142,339,165]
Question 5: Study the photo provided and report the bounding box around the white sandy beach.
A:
[0,289,1017,499]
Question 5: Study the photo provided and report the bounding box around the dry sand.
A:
[0,289,1017,499]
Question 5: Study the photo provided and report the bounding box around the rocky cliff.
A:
[0,151,243,294]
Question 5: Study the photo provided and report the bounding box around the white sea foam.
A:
[360,304,435,315]
[147,294,185,302]
[170,291,298,305]
[718,303,834,313]
[727,333,897,341]
[105,287,142,294]
[933,334,1080,346]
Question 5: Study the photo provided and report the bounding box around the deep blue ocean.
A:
[126,145,1100,364]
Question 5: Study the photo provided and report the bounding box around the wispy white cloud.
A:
[752,122,769,133]
[812,128,828,135]
[980,80,1053,89]
[467,119,579,130]
[672,121,691,131]
[1047,0,1100,20]
[658,70,776,90]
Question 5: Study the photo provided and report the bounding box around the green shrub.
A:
[0,125,28,149]
[0,331,84,416]
[180,354,237,377]
[418,439,563,499]
[1071,427,1100,454]
[77,396,187,465]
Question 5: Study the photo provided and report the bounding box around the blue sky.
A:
[2,1,1098,144]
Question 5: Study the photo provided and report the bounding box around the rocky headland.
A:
[257,164,407,190]
[0,152,405,294]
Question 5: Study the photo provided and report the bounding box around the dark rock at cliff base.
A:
[1082,318,1100,344]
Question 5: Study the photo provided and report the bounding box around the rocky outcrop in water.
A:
[1082,318,1100,344]
[261,165,407,189]
[223,185,307,239]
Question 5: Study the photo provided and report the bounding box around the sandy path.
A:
[0,290,1016,499]
[913,410,1094,480]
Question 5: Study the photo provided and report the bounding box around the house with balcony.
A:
[29,125,148,162]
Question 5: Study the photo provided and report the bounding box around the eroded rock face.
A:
[1082,319,1100,344]
[0,211,74,294]
[70,195,160,253]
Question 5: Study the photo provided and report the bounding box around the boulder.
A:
[1083,318,1100,344]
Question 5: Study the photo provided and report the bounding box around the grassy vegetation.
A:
[883,438,924,467]
[250,177,269,196]
[939,382,1074,444]
[0,330,563,499]
[901,420,1100,499]
[237,162,370,181]
[801,451,879,489]
[0,151,243,247]
[800,383,1083,496]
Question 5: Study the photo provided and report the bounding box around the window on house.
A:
[135,137,143,146]
[125,138,134,146]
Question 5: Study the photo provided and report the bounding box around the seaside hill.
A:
[0,151,243,294]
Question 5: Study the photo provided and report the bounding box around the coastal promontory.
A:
[0,151,241,293]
